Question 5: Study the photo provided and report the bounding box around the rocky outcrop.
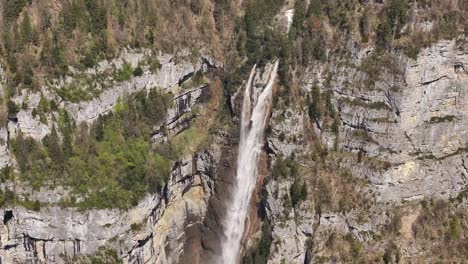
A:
[0,128,8,169]
[0,150,218,264]
[1,51,218,170]
[0,49,223,263]
[263,39,468,263]
[265,179,315,264]
[306,39,468,202]
[152,84,212,144]
[63,52,211,124]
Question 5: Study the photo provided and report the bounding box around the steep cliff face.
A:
[6,50,218,144]
[1,0,468,263]
[311,39,468,202]
[0,50,225,263]
[0,151,217,264]
[263,38,468,263]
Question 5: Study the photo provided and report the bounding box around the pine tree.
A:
[21,12,32,44]
[43,125,63,164]
[308,85,321,121]
[95,114,105,141]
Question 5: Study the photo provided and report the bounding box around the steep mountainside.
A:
[0,0,467,263]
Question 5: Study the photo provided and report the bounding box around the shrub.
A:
[11,87,175,209]
[11,133,41,173]
[130,222,143,231]
[308,85,321,121]
[3,0,30,21]
[132,66,143,77]
[272,156,298,179]
[0,189,16,207]
[148,57,162,73]
[290,178,307,207]
[115,63,133,82]
[449,215,461,239]
[7,100,19,118]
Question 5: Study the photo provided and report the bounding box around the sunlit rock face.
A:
[263,39,468,263]
[0,151,218,264]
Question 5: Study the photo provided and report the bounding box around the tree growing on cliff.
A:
[308,85,322,121]
[290,178,307,207]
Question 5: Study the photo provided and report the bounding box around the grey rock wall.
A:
[264,39,468,263]
[0,151,217,264]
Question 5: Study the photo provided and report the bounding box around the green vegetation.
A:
[271,155,298,179]
[68,247,122,264]
[359,52,402,88]
[339,97,391,111]
[382,242,400,264]
[132,66,143,77]
[0,187,43,211]
[0,0,223,103]
[377,0,409,49]
[411,200,468,260]
[300,152,373,216]
[449,215,461,240]
[8,89,175,209]
[7,100,19,118]
[55,63,143,103]
[180,70,208,90]
[115,63,133,82]
[317,232,367,263]
[2,0,30,22]
[130,222,143,232]
[306,85,340,141]
[223,0,290,94]
[242,0,285,64]
[289,177,307,207]
[428,115,456,124]
[288,0,327,65]
[308,85,321,121]
[270,156,307,208]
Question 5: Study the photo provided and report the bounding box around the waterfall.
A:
[220,61,279,264]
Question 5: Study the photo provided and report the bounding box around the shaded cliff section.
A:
[180,96,242,264]
[181,63,279,264]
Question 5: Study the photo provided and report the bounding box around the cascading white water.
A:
[220,61,279,264]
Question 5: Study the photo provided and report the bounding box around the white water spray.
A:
[220,61,279,264]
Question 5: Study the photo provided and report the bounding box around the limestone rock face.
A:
[0,51,221,263]
[0,128,8,168]
[0,33,467,263]
[263,39,468,263]
[265,179,315,264]
[152,84,212,144]
[63,53,206,124]
[0,151,217,264]
[0,51,214,170]
[308,39,468,201]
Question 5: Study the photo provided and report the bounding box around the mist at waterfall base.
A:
[220,61,279,264]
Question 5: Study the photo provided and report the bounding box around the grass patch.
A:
[339,97,391,111]
[67,247,122,264]
[428,115,456,124]
[352,130,377,144]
